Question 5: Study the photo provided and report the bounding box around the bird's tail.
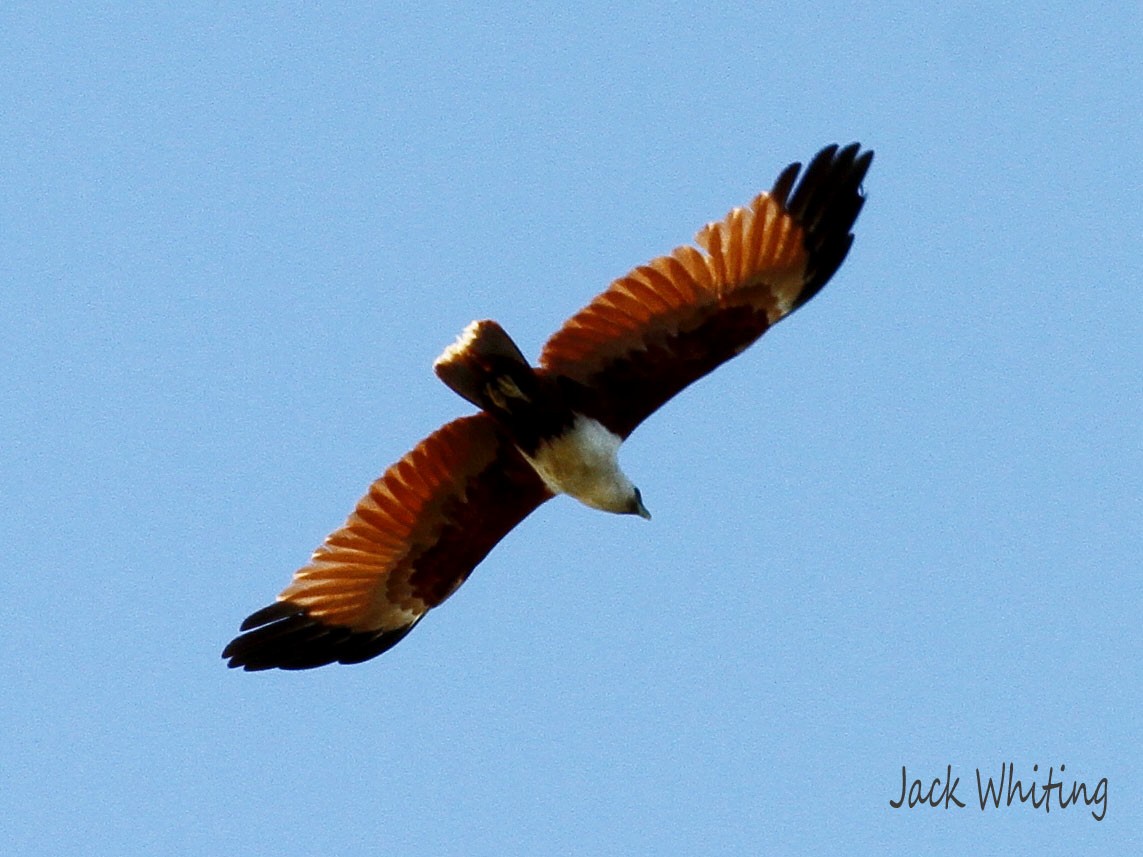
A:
[435,320,575,453]
[434,320,539,415]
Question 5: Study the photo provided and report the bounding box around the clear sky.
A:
[2,3,1139,855]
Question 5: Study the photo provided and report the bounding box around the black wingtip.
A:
[238,600,297,632]
[773,142,873,310]
[770,160,802,207]
[223,602,421,671]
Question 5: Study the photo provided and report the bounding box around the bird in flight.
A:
[224,143,873,670]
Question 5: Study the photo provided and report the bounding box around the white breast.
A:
[522,415,635,514]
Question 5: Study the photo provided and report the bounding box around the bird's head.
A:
[577,474,651,520]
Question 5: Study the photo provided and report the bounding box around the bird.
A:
[223,143,873,670]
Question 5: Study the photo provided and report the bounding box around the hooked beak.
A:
[633,489,651,520]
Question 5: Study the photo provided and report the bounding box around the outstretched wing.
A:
[540,143,873,438]
[223,414,552,670]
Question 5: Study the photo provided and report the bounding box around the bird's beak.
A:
[635,496,651,520]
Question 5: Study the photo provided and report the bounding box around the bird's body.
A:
[433,318,647,517]
[224,143,873,670]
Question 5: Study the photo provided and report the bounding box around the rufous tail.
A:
[433,320,539,416]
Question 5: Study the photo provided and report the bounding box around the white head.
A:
[583,474,651,520]
[523,415,651,520]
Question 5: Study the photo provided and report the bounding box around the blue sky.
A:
[2,2,1139,854]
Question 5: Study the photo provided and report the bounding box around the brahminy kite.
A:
[224,143,873,670]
